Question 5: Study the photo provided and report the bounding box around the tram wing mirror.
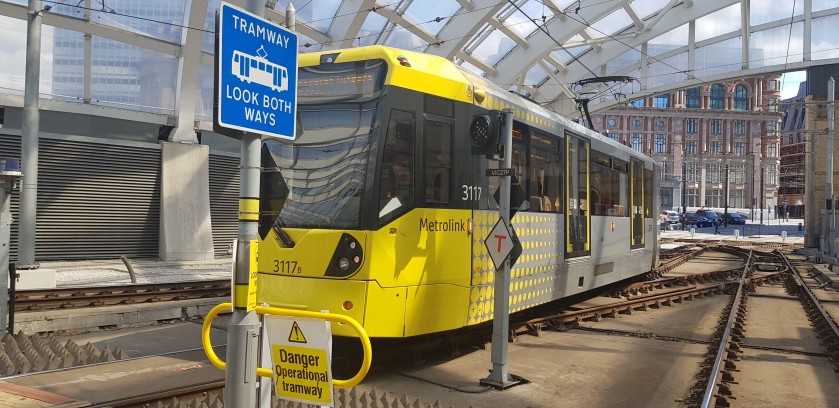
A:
[258,144,290,240]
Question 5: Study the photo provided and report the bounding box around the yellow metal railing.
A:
[201,302,372,388]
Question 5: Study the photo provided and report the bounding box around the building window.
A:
[733,142,745,156]
[686,140,697,155]
[730,164,745,184]
[711,119,722,135]
[607,117,617,127]
[767,98,778,112]
[631,134,643,151]
[686,162,699,182]
[659,161,669,180]
[768,143,778,157]
[729,190,745,208]
[632,118,642,129]
[710,141,722,155]
[706,163,722,183]
[686,188,699,207]
[767,164,778,185]
[734,120,745,135]
[769,80,780,91]
[734,84,748,110]
[687,118,698,133]
[710,83,724,109]
[655,135,667,153]
[631,99,645,107]
[660,189,672,208]
[686,87,700,108]
[653,94,670,108]
[607,133,618,141]
[706,189,723,207]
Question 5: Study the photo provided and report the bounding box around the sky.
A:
[781,70,807,99]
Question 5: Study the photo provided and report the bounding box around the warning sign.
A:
[288,322,307,343]
[265,316,333,406]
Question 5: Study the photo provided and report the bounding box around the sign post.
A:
[480,108,521,389]
[214,1,298,407]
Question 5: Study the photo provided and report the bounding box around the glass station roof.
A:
[0,0,836,118]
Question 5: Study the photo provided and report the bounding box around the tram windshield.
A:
[260,60,387,231]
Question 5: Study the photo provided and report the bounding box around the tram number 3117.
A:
[274,260,301,274]
[462,185,482,201]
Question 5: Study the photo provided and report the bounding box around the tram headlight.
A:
[326,233,364,277]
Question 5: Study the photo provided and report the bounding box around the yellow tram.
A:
[256,46,658,338]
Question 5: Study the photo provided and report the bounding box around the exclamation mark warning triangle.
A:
[288,321,307,343]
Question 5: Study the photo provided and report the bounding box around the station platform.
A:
[658,218,805,245]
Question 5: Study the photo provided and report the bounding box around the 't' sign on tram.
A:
[215,2,298,140]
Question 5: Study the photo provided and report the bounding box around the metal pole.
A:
[724,163,729,225]
[225,1,266,407]
[828,77,835,256]
[483,108,516,388]
[18,0,43,269]
[760,167,764,225]
[681,162,687,230]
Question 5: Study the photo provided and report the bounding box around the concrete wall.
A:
[804,95,839,249]
[159,142,214,261]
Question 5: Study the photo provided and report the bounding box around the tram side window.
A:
[644,167,653,218]
[425,120,452,203]
[530,131,561,213]
[591,152,626,216]
[379,109,415,224]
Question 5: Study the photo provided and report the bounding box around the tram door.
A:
[630,159,645,249]
[565,135,590,258]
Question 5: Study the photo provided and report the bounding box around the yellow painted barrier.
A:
[201,302,372,389]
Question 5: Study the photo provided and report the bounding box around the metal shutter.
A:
[0,133,161,260]
[209,153,240,256]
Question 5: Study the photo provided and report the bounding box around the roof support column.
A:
[803,0,812,61]
[688,20,695,82]
[18,0,43,270]
[170,0,208,143]
[159,0,213,262]
[640,42,648,91]
[83,0,91,103]
[741,0,749,70]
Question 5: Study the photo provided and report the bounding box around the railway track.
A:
[13,244,828,408]
[685,250,839,407]
[12,279,230,312]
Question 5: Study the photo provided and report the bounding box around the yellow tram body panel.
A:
[257,208,473,337]
[298,46,473,104]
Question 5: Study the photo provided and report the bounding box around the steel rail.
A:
[700,249,753,408]
[13,279,230,311]
[778,251,839,348]
[527,283,727,327]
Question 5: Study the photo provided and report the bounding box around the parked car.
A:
[661,210,680,224]
[723,213,746,225]
[682,213,699,225]
[695,209,721,227]
[695,216,711,227]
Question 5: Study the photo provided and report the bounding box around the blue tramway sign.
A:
[214,2,298,140]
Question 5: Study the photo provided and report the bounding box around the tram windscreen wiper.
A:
[273,220,296,248]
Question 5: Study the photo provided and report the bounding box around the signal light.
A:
[470,111,500,155]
